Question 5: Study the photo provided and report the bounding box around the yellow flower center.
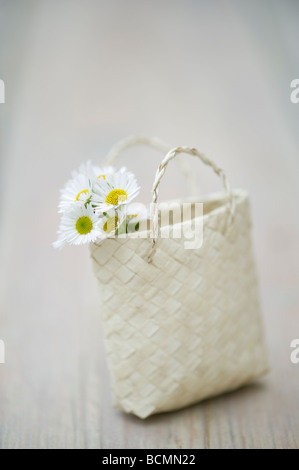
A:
[103,216,119,233]
[75,216,93,235]
[97,174,106,180]
[105,189,127,206]
[127,214,138,221]
[75,189,89,201]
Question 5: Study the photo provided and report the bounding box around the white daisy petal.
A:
[124,203,149,232]
[72,160,115,181]
[58,173,93,213]
[92,167,140,214]
[53,204,102,248]
[97,209,126,239]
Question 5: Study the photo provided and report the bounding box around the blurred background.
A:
[0,0,298,448]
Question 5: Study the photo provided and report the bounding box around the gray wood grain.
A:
[0,0,298,449]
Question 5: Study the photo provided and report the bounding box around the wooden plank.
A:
[0,0,299,449]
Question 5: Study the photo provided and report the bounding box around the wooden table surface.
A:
[0,0,298,449]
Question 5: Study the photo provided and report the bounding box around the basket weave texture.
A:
[90,188,268,418]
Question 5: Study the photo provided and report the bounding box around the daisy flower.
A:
[97,210,126,239]
[92,167,140,214]
[58,173,93,213]
[72,160,115,181]
[125,203,149,232]
[53,204,101,248]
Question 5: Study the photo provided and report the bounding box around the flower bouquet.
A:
[54,162,147,248]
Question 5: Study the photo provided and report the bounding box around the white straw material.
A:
[90,139,268,419]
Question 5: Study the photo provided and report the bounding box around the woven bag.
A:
[90,136,269,419]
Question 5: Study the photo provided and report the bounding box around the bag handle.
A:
[105,135,198,197]
[147,146,235,263]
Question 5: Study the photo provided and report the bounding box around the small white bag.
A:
[90,137,269,419]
